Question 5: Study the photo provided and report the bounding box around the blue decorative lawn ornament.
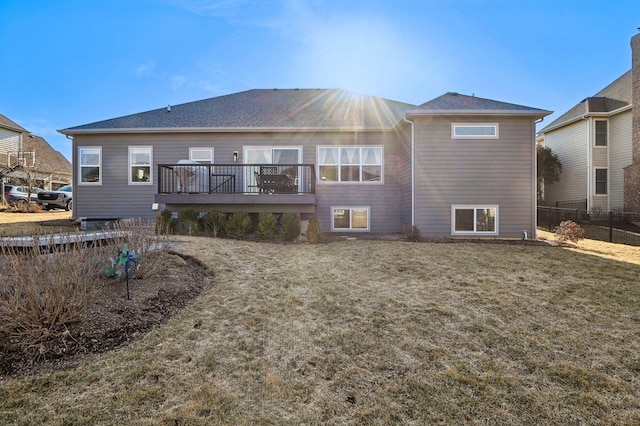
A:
[106,243,140,300]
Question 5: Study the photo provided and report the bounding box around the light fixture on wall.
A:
[233,151,238,162]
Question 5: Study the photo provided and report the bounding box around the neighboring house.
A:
[539,33,640,213]
[60,89,550,238]
[0,112,72,190]
[0,113,28,177]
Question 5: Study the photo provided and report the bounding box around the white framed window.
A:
[452,124,498,139]
[129,146,152,184]
[78,146,101,185]
[451,205,498,235]
[595,168,608,195]
[189,148,213,164]
[331,207,370,231]
[595,120,608,147]
[318,146,382,183]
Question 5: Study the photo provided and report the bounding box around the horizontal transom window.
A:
[452,124,498,139]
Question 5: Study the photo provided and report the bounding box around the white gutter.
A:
[58,126,397,135]
[540,104,631,134]
[586,117,592,211]
[408,109,552,117]
[402,117,415,227]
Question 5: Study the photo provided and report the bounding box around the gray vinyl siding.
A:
[313,127,411,233]
[609,110,632,210]
[413,115,536,238]
[543,120,588,204]
[72,130,412,231]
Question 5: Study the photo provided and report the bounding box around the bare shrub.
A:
[403,225,422,242]
[0,236,104,363]
[108,218,172,280]
[555,220,585,244]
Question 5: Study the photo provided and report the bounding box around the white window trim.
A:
[78,146,102,186]
[331,206,370,232]
[451,205,499,236]
[594,119,608,147]
[317,146,384,184]
[189,147,214,164]
[128,146,153,185]
[594,167,608,196]
[451,123,499,139]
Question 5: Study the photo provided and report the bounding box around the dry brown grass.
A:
[1,234,639,424]
[0,211,76,236]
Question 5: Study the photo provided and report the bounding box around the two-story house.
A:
[1,113,72,192]
[539,33,640,213]
[60,89,550,238]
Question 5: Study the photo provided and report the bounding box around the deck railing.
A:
[157,163,316,195]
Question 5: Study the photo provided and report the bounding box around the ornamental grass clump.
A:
[555,220,585,244]
[305,216,322,243]
[155,209,175,235]
[256,212,278,240]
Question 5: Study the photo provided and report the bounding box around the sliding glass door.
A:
[244,147,302,193]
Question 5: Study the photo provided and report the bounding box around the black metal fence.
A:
[537,202,640,246]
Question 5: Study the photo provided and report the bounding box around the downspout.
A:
[403,117,415,226]
[533,117,544,240]
[585,117,591,211]
[65,134,75,218]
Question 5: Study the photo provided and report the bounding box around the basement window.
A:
[451,205,498,235]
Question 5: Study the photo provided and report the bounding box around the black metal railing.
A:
[157,163,316,195]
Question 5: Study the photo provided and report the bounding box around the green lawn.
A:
[1,236,639,425]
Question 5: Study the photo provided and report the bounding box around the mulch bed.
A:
[0,252,212,378]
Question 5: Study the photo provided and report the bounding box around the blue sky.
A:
[1,0,639,161]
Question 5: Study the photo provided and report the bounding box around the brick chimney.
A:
[624,32,640,212]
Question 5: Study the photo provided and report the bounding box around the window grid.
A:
[129,146,152,184]
[78,147,101,185]
[318,146,382,183]
[595,120,608,147]
[595,168,607,195]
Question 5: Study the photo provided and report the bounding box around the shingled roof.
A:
[0,113,28,133]
[540,70,631,133]
[409,92,551,116]
[61,89,418,133]
[22,135,72,175]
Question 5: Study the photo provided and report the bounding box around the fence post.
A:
[547,206,552,232]
[609,211,613,243]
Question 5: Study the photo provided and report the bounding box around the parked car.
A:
[2,185,43,208]
[37,185,73,211]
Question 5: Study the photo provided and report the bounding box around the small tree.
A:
[537,145,562,202]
